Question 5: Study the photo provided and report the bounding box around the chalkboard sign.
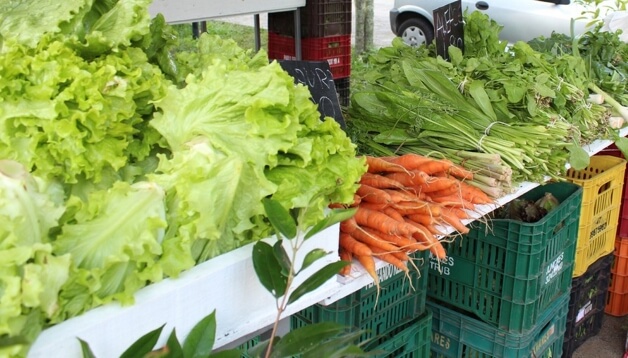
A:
[433,0,464,61]
[278,60,346,129]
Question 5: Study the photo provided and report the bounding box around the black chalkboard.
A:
[278,60,346,129]
[433,0,464,61]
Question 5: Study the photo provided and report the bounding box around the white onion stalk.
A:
[589,83,628,123]
[587,93,605,105]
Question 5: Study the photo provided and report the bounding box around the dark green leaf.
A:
[298,249,329,274]
[263,198,297,239]
[210,349,244,358]
[164,329,184,358]
[252,241,288,297]
[271,322,365,357]
[302,340,369,358]
[182,311,217,358]
[273,240,292,277]
[468,80,497,121]
[78,338,96,358]
[304,208,357,240]
[120,324,165,358]
[567,144,591,170]
[288,261,349,304]
[246,339,272,358]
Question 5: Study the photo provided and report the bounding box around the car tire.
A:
[397,17,434,47]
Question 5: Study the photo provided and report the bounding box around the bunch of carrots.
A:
[335,153,494,289]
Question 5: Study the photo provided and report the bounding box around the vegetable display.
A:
[0,0,365,355]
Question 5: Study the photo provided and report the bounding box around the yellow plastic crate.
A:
[565,155,627,277]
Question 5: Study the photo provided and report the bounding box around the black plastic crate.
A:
[335,77,350,107]
[268,0,352,38]
[562,253,612,357]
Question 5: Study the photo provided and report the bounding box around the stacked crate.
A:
[562,253,613,357]
[427,182,582,357]
[595,145,628,317]
[267,0,352,107]
[559,153,627,355]
[291,251,432,357]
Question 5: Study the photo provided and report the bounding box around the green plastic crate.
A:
[364,309,432,358]
[429,292,569,358]
[292,250,429,343]
[428,182,581,333]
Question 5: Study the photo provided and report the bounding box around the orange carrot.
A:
[448,165,474,180]
[371,246,410,276]
[340,217,359,234]
[440,210,471,235]
[430,195,476,210]
[382,153,433,170]
[444,207,471,220]
[383,206,405,222]
[358,202,390,211]
[359,172,406,190]
[459,181,493,204]
[392,201,441,217]
[405,213,435,226]
[427,184,462,198]
[409,222,447,259]
[357,184,393,204]
[352,226,404,253]
[385,170,430,187]
[364,156,407,174]
[415,159,453,175]
[339,249,353,276]
[362,227,429,252]
[356,254,380,296]
[419,177,459,193]
[382,189,419,203]
[339,232,373,257]
[354,206,420,236]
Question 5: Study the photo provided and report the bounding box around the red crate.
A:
[606,238,628,316]
[606,289,628,316]
[268,33,351,79]
[268,0,352,38]
[613,237,628,276]
[597,144,628,237]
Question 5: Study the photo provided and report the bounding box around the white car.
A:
[390,0,616,46]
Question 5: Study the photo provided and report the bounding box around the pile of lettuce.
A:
[0,0,365,355]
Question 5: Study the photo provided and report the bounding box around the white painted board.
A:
[148,0,306,24]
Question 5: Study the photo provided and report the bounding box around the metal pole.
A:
[254,14,261,52]
[294,8,302,60]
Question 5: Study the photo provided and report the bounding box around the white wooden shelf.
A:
[147,0,306,24]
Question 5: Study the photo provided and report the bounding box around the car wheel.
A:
[398,17,434,47]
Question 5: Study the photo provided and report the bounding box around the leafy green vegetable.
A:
[52,181,167,321]
[0,161,70,356]
[0,37,168,184]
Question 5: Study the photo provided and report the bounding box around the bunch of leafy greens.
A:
[348,11,621,183]
[0,161,70,357]
[0,0,365,354]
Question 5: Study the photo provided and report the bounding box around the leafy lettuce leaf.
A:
[0,161,70,354]
[0,0,152,58]
[0,38,168,184]
[150,41,365,263]
[52,181,167,320]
